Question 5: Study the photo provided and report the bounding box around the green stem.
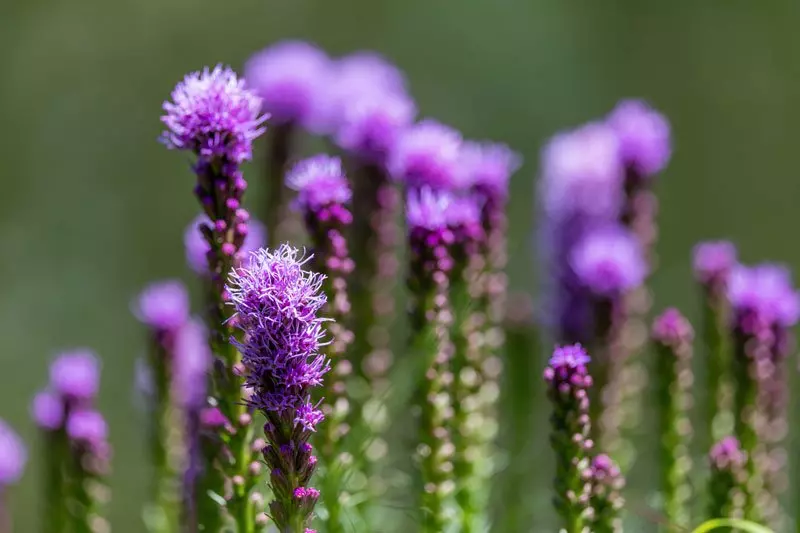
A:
[43,428,67,533]
[265,123,294,248]
[732,334,762,523]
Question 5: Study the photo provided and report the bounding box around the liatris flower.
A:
[651,308,694,530]
[586,454,625,533]
[406,189,458,532]
[708,437,747,523]
[287,155,355,532]
[538,123,624,345]
[162,65,266,531]
[245,41,331,247]
[134,281,190,533]
[185,214,267,276]
[50,349,100,403]
[389,120,462,191]
[0,419,26,533]
[569,226,645,464]
[227,245,330,533]
[544,344,593,533]
[65,409,111,533]
[692,241,737,453]
[727,263,800,523]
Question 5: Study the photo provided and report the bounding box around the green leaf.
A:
[690,518,774,533]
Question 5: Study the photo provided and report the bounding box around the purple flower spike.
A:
[287,155,352,211]
[134,280,190,332]
[549,343,592,369]
[651,307,694,348]
[710,437,747,470]
[31,390,64,430]
[458,141,521,201]
[693,240,737,288]
[587,454,625,533]
[389,120,463,190]
[184,214,267,275]
[244,41,331,129]
[161,65,267,163]
[708,436,747,520]
[66,410,108,447]
[728,263,800,328]
[0,420,26,486]
[607,99,671,177]
[50,350,100,402]
[334,90,416,164]
[570,227,646,297]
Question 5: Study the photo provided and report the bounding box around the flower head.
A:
[287,155,352,211]
[607,99,671,177]
[173,319,211,409]
[185,214,267,274]
[727,263,800,328]
[66,409,108,447]
[548,344,591,369]
[0,420,26,485]
[31,390,64,430]
[692,240,737,286]
[227,245,330,419]
[652,307,694,347]
[570,227,646,297]
[389,120,462,190]
[161,65,266,163]
[458,141,521,200]
[50,350,100,401]
[406,188,454,232]
[709,436,747,470]
[244,41,331,128]
[134,280,189,332]
[540,123,623,220]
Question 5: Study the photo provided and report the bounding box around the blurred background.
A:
[3,0,800,531]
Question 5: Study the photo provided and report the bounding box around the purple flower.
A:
[539,123,623,220]
[173,319,211,409]
[334,89,416,164]
[134,280,190,331]
[548,343,591,369]
[692,241,737,286]
[0,419,26,485]
[458,140,521,200]
[184,214,267,274]
[161,65,267,163]
[294,402,325,432]
[50,350,100,401]
[710,436,747,470]
[570,227,646,297]
[31,390,64,430]
[727,263,800,328]
[227,245,329,418]
[607,99,671,177]
[286,155,352,211]
[244,41,331,128]
[66,410,108,447]
[406,188,455,232]
[652,308,694,347]
[388,120,463,190]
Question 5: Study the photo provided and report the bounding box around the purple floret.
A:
[389,120,462,190]
[692,240,737,285]
[727,263,800,328]
[66,409,108,447]
[570,227,646,297]
[652,307,694,347]
[50,350,100,401]
[0,419,26,486]
[244,41,331,128]
[161,65,266,164]
[606,99,671,177]
[406,188,455,232]
[458,140,521,200]
[184,214,267,274]
[134,280,190,332]
[227,245,330,424]
[548,343,591,369]
[709,436,747,470]
[31,390,64,430]
[286,155,352,211]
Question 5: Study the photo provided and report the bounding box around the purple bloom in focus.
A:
[548,343,591,369]
[607,99,671,177]
[0,419,26,485]
[727,263,800,327]
[227,245,329,424]
[334,90,416,164]
[184,214,267,274]
[693,240,737,285]
[161,65,267,163]
[652,307,694,347]
[570,227,646,297]
[134,280,190,331]
[66,410,108,447]
[173,319,211,409]
[50,350,100,401]
[458,140,521,200]
[244,41,331,128]
[294,402,325,433]
[31,390,63,430]
[539,123,623,220]
[286,155,352,211]
[389,120,462,190]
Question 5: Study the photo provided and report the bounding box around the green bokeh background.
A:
[2,1,800,531]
